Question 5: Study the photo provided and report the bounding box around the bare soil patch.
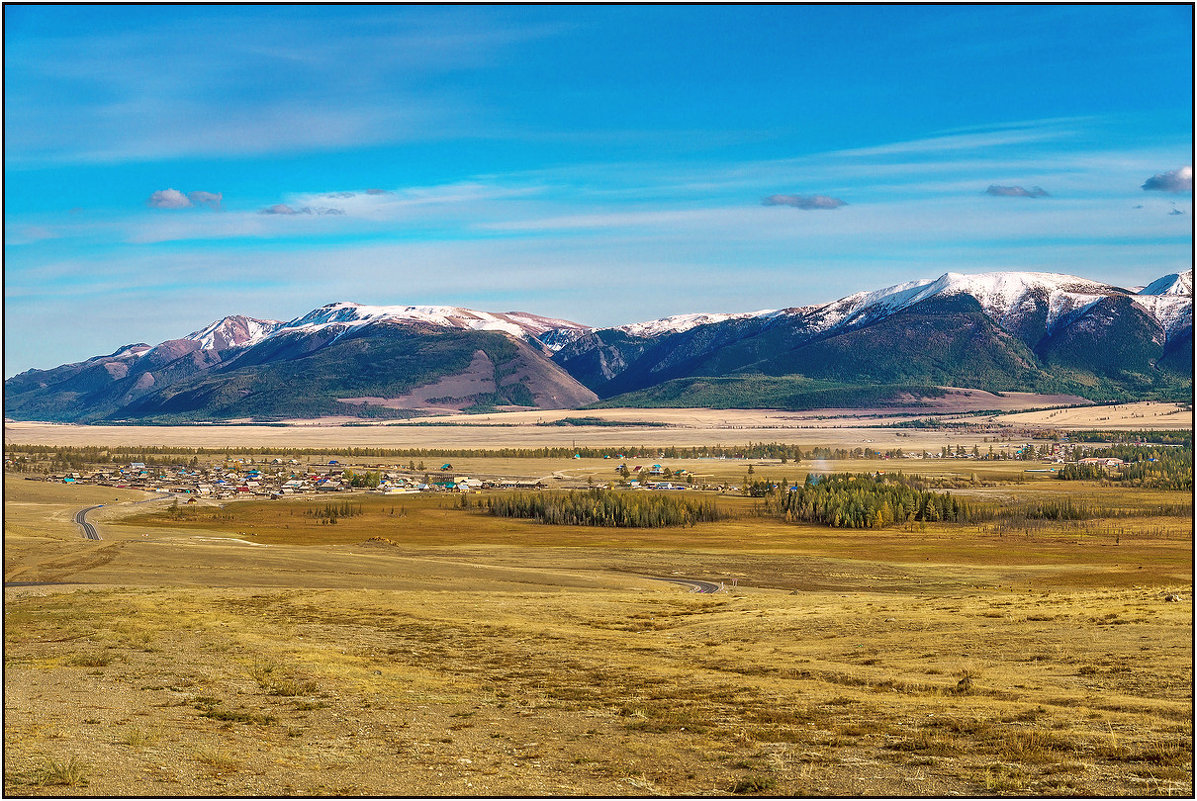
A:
[336,349,497,412]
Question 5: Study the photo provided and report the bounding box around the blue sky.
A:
[4,4,1192,375]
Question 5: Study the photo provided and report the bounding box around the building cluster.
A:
[35,458,544,499]
[616,463,694,490]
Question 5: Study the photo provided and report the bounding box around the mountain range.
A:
[5,269,1191,423]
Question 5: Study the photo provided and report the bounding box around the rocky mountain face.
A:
[4,270,1191,422]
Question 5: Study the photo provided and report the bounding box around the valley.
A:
[4,411,1192,796]
[7,6,1191,798]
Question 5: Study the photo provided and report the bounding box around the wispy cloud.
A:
[5,9,567,166]
[761,194,847,210]
[831,126,1072,158]
[1142,166,1193,193]
[259,204,345,216]
[187,191,223,210]
[985,185,1050,198]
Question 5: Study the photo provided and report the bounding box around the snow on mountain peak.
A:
[615,310,777,338]
[772,271,1136,339]
[168,268,1192,360]
[277,302,587,340]
[1139,270,1194,297]
[849,270,1189,337]
[185,315,283,350]
[1130,270,1193,336]
[927,271,1119,331]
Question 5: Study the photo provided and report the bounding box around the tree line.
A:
[1068,429,1192,446]
[757,473,988,529]
[460,488,725,528]
[6,441,892,466]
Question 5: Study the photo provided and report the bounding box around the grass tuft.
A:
[65,652,112,668]
[118,727,157,748]
[194,747,241,772]
[37,757,90,787]
[729,773,777,794]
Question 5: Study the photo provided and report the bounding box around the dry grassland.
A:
[6,580,1191,797]
[5,418,959,451]
[4,466,1193,796]
[963,401,1193,431]
[7,401,1189,453]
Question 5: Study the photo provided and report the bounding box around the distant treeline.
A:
[1068,430,1192,446]
[461,488,725,528]
[8,441,890,466]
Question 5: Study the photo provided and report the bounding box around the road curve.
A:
[74,505,103,540]
[647,576,722,594]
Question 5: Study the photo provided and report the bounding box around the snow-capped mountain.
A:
[181,303,588,355]
[275,302,586,340]
[614,310,779,339]
[1139,269,1193,297]
[186,315,283,351]
[559,269,1190,349]
[820,271,1120,336]
[5,269,1190,423]
[545,269,1191,401]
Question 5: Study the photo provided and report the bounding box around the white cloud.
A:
[147,188,191,209]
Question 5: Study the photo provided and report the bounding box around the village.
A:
[24,457,718,499]
[17,436,1134,501]
[25,458,540,500]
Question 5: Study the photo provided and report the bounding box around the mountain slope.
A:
[549,270,1191,407]
[118,323,596,422]
[753,294,1049,387]
[5,304,595,422]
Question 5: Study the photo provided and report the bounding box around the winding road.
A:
[74,505,103,540]
[71,493,170,543]
[648,576,722,593]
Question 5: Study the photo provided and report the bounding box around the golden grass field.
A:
[3,417,1193,796]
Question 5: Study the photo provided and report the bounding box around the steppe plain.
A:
[4,400,1193,796]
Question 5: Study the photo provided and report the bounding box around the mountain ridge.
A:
[5,269,1190,422]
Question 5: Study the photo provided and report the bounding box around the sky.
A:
[4,4,1193,376]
